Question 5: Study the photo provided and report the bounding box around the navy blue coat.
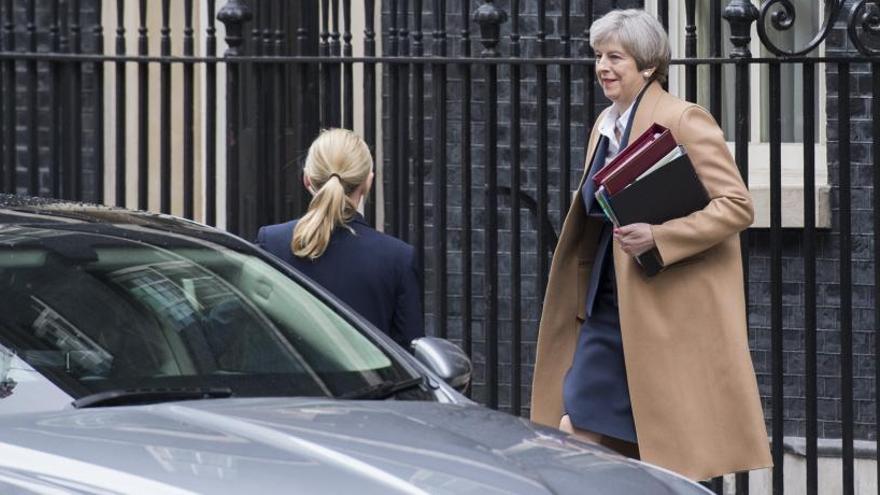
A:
[256,214,424,347]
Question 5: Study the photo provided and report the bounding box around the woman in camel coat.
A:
[530,9,772,481]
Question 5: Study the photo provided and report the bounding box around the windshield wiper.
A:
[73,387,234,409]
[338,377,425,400]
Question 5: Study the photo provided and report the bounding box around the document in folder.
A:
[593,126,710,276]
[593,123,676,195]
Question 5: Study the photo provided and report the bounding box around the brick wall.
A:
[4,0,98,200]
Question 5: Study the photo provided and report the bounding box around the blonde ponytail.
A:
[292,129,373,259]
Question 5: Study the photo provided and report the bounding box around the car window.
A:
[0,229,430,411]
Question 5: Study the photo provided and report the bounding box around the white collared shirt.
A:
[598,101,636,164]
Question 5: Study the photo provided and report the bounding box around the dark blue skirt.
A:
[562,254,638,444]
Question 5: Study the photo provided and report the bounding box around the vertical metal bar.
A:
[484,53,499,411]
[272,0,285,223]
[320,0,331,127]
[803,61,818,495]
[363,0,377,225]
[93,0,104,203]
[536,0,548,295]
[252,2,267,227]
[114,0,126,206]
[2,0,14,194]
[559,0,571,227]
[218,0,252,235]
[398,2,410,242]
[27,0,39,195]
[873,61,880,495]
[70,0,82,200]
[431,0,446,338]
[51,0,62,198]
[137,0,148,209]
[733,56,752,495]
[0,2,4,194]
[510,0,522,417]
[769,60,783,495]
[839,61,854,495]
[709,2,722,123]
[330,0,341,127]
[183,0,194,219]
[684,0,696,103]
[460,0,473,360]
[585,0,595,126]
[658,0,669,33]
[342,0,353,130]
[159,0,171,213]
[387,0,399,236]
[295,3,310,215]
[205,0,217,225]
[412,0,424,313]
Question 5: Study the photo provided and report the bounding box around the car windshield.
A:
[0,224,429,413]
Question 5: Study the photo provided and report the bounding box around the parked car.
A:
[0,195,709,494]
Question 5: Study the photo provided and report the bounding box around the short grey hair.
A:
[590,9,671,84]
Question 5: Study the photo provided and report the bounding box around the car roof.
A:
[0,193,224,238]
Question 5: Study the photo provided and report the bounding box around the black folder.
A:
[604,153,710,276]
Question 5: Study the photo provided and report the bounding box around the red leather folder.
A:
[593,123,677,195]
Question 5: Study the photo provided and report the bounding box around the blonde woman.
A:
[257,128,424,347]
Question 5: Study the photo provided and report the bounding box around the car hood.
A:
[0,398,706,495]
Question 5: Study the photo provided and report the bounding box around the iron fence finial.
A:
[474,0,507,57]
[722,0,759,58]
[217,0,252,56]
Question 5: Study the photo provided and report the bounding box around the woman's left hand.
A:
[614,223,656,257]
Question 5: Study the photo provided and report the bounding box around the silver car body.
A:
[0,197,709,494]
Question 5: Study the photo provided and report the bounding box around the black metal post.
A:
[839,60,854,495]
[723,2,758,493]
[475,0,506,410]
[27,0,38,195]
[218,0,252,234]
[70,0,82,200]
[51,0,62,198]
[536,0,549,295]
[137,0,148,209]
[342,0,353,130]
[93,0,104,203]
[559,0,571,222]
[159,0,171,213]
[330,0,341,127]
[460,0,473,361]
[272,0,285,223]
[387,0,399,236]
[431,0,447,339]
[205,0,217,225]
[114,0,126,206]
[183,0,195,219]
[510,0,522,417]
[684,0,697,103]
[769,60,784,495]
[363,0,377,225]
[413,0,425,316]
[803,60,818,495]
[397,1,410,242]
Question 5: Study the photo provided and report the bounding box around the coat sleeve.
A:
[651,105,754,266]
[391,246,425,348]
[255,226,267,248]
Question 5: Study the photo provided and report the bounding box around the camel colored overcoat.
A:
[530,82,772,481]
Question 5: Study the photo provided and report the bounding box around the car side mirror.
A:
[410,337,472,393]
